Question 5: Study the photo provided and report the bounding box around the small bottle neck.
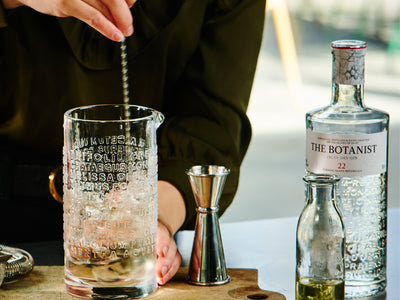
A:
[307,183,335,207]
[304,174,339,207]
[331,83,364,109]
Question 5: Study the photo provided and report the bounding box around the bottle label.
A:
[306,130,387,176]
[332,47,366,85]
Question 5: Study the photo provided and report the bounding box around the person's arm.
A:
[158,0,266,230]
[1,0,135,41]
[155,0,265,285]
[158,181,186,236]
[155,180,186,285]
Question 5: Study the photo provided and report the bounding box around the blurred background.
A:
[220,0,400,222]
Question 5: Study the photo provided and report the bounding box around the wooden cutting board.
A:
[0,266,286,299]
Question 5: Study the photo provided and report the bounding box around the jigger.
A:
[186,165,230,286]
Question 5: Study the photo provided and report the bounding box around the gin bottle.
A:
[305,40,389,297]
[296,174,345,300]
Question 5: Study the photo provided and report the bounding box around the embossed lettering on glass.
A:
[63,104,164,299]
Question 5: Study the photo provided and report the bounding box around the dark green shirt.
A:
[0,0,265,240]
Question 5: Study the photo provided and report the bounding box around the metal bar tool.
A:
[186,165,230,286]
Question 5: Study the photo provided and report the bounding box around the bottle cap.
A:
[331,40,367,85]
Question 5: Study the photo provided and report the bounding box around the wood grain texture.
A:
[0,266,286,299]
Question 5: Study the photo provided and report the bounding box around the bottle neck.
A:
[304,174,339,207]
[330,42,366,110]
[331,83,364,109]
[306,182,336,207]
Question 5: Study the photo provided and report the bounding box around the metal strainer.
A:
[0,245,34,285]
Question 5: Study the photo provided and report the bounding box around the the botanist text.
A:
[311,143,377,155]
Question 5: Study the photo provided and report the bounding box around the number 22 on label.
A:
[338,163,346,170]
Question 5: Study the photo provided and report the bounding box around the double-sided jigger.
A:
[185,165,230,286]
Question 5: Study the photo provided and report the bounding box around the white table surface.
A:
[176,208,400,300]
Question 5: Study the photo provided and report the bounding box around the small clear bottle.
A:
[296,174,345,300]
[305,40,388,297]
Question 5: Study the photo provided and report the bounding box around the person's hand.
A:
[2,0,135,41]
[156,180,186,285]
[155,219,182,285]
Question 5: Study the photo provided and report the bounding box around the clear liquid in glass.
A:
[64,189,158,298]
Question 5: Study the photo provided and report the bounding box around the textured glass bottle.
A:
[296,174,345,300]
[305,40,389,297]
